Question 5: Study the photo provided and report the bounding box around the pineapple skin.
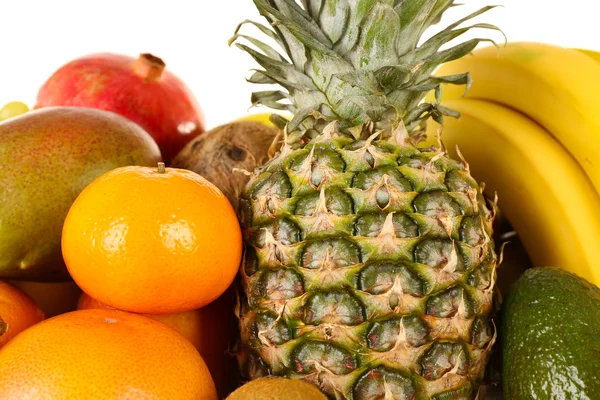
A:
[237,125,498,399]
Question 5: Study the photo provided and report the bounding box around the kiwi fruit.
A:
[227,377,327,400]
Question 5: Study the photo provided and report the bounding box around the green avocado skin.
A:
[502,267,600,399]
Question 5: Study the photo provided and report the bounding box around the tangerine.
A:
[0,280,45,349]
[77,290,240,398]
[0,308,218,399]
[61,163,242,314]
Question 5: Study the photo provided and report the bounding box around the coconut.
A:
[171,121,280,210]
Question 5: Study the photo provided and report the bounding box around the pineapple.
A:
[233,1,501,398]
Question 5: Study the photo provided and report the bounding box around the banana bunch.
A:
[426,42,600,287]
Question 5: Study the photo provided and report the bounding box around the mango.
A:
[0,107,161,281]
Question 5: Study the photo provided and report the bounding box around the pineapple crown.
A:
[231,0,502,137]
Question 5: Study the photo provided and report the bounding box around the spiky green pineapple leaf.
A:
[269,113,290,128]
[232,34,288,62]
[315,0,349,44]
[230,20,284,48]
[332,70,380,93]
[349,2,401,70]
[428,37,498,65]
[404,5,504,65]
[442,5,500,32]
[412,23,501,62]
[432,102,461,124]
[254,0,333,48]
[278,26,310,69]
[236,43,314,90]
[417,72,472,102]
[435,103,461,118]
[247,70,279,84]
[374,63,419,92]
[334,0,389,56]
[251,90,292,110]
[305,50,354,89]
[390,73,471,111]
[395,0,454,54]
[274,18,338,57]
[299,0,322,15]
[233,0,502,135]
[288,106,317,131]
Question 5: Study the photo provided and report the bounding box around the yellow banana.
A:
[426,98,600,286]
[576,48,600,63]
[236,112,291,127]
[236,112,277,127]
[431,42,600,195]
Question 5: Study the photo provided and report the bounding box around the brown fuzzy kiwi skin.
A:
[226,377,328,400]
[171,121,280,210]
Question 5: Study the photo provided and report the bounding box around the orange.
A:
[0,308,218,399]
[0,280,45,349]
[77,289,240,398]
[61,163,242,314]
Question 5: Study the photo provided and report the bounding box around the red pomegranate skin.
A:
[35,53,205,163]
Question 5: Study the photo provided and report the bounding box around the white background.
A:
[0,1,597,129]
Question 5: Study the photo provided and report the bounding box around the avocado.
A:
[0,107,161,281]
[501,267,600,398]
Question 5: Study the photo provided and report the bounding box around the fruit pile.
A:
[0,1,599,399]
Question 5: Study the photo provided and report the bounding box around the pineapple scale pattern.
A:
[237,123,498,399]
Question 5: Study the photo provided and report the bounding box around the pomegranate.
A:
[35,53,205,163]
